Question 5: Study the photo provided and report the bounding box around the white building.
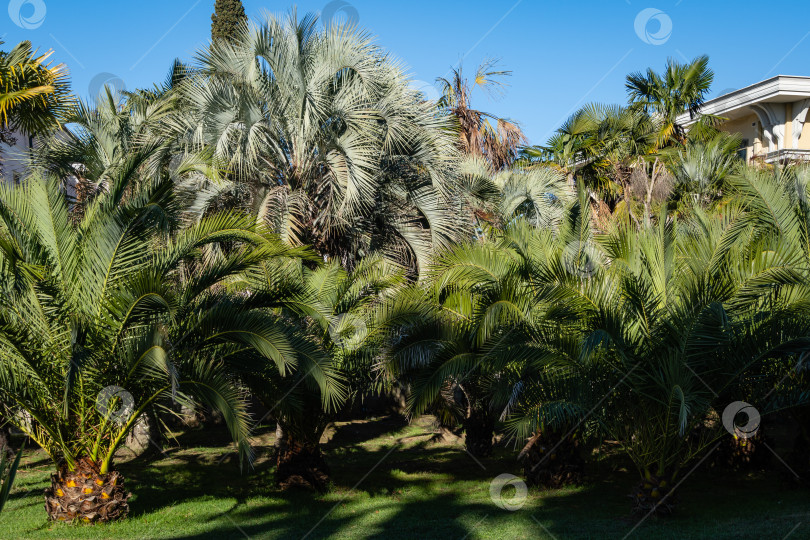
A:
[677,75,810,163]
[0,129,36,183]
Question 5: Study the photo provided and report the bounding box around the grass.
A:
[1,416,807,539]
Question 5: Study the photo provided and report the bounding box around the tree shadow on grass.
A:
[171,493,489,539]
[145,425,583,539]
[112,419,507,538]
[115,415,529,537]
[156,438,625,539]
[322,415,409,450]
[12,416,809,539]
[121,449,277,518]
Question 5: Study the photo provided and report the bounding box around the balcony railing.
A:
[757,149,810,163]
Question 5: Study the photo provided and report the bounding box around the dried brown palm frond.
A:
[438,60,527,170]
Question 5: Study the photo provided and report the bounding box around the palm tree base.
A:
[518,430,584,488]
[463,412,494,458]
[44,457,130,523]
[276,439,330,493]
[630,470,677,515]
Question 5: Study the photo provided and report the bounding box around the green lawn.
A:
[1,417,806,539]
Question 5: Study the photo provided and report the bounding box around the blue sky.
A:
[4,0,809,144]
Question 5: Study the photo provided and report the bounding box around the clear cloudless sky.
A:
[3,0,809,144]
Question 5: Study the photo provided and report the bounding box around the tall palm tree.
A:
[0,155,328,522]
[527,103,661,225]
[520,106,596,187]
[625,55,715,146]
[528,57,718,226]
[438,60,527,170]
[0,40,72,140]
[176,11,462,274]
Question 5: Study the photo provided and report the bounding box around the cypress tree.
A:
[211,0,247,43]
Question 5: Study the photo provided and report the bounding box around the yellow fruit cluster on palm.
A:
[631,470,676,515]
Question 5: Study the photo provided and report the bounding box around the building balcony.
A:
[755,148,810,163]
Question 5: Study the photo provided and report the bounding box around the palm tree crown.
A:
[177,12,462,273]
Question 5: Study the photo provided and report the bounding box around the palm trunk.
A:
[566,171,575,191]
[44,457,130,522]
[631,466,678,515]
[275,432,330,492]
[518,429,584,488]
[0,424,12,453]
[274,422,286,452]
[463,407,494,458]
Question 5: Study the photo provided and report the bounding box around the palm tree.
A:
[381,230,542,457]
[0,40,72,140]
[0,156,326,522]
[625,55,715,146]
[34,74,187,201]
[454,155,572,237]
[438,60,527,170]
[230,258,343,492]
[498,193,608,488]
[237,254,400,490]
[527,103,661,225]
[306,255,404,411]
[667,131,742,211]
[378,166,573,458]
[567,197,810,514]
[520,106,595,187]
[176,11,462,274]
[497,163,810,508]
[527,57,718,226]
[0,38,74,455]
